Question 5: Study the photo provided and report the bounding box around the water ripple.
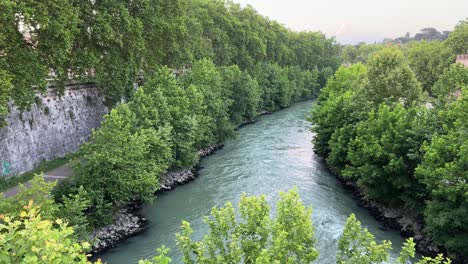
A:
[98,101,408,264]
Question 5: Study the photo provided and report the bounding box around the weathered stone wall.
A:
[0,83,107,177]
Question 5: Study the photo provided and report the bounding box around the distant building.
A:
[456,54,468,67]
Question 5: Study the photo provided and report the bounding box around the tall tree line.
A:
[0,0,339,126]
[1,0,338,247]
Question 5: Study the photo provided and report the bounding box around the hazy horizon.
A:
[233,0,468,44]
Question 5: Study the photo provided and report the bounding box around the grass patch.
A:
[0,155,72,193]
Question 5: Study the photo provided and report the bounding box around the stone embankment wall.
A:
[0,83,107,177]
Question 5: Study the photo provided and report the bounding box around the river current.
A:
[98,100,406,263]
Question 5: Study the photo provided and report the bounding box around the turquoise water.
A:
[97,100,406,263]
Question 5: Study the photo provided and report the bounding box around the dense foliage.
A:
[0,175,90,239]
[1,1,338,261]
[415,86,468,257]
[446,19,468,54]
[311,39,468,259]
[343,104,427,207]
[1,1,466,263]
[405,41,454,92]
[341,44,385,64]
[2,189,450,263]
[0,0,339,126]
[0,202,94,263]
[338,214,451,264]
[48,53,322,228]
[176,189,318,263]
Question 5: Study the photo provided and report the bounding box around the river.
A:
[98,100,406,263]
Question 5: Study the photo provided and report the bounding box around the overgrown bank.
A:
[2,61,332,250]
[310,22,468,261]
[0,1,344,262]
[91,143,224,252]
[2,188,452,263]
[1,0,340,256]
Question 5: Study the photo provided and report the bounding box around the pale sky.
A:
[233,0,468,44]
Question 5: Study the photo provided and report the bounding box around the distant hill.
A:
[384,28,450,44]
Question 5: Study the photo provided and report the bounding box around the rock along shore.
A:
[336,176,444,258]
[89,106,304,253]
[90,143,224,253]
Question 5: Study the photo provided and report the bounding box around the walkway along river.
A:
[97,100,407,263]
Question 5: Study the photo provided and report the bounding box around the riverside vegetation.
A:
[0,188,452,263]
[0,0,337,127]
[311,19,468,261]
[0,0,466,263]
[1,0,335,261]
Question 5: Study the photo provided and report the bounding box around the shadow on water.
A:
[97,100,407,264]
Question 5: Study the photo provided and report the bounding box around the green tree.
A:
[364,48,422,107]
[286,65,303,101]
[143,68,200,167]
[355,44,385,64]
[252,62,291,111]
[71,0,145,106]
[319,66,335,87]
[431,63,468,100]
[0,0,80,123]
[310,64,367,157]
[138,246,172,264]
[184,59,234,146]
[0,202,96,264]
[0,174,90,239]
[342,45,358,63]
[183,83,212,151]
[139,0,192,68]
[326,123,358,174]
[126,88,174,169]
[301,68,320,98]
[0,175,59,219]
[446,18,468,54]
[220,65,261,126]
[415,86,468,257]
[72,104,172,226]
[343,104,427,207]
[337,214,392,263]
[338,214,451,264]
[175,189,318,263]
[405,41,455,92]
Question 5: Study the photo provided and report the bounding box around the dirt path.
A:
[2,164,73,198]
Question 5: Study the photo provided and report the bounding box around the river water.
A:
[98,100,406,263]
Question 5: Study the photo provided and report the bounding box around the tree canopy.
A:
[311,42,468,259]
[446,19,468,54]
[0,0,340,126]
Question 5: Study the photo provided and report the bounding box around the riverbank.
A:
[89,106,273,256]
[333,172,445,259]
[338,177,468,264]
[96,100,412,264]
[88,100,317,253]
[90,143,224,253]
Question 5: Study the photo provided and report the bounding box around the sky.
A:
[232,0,468,44]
